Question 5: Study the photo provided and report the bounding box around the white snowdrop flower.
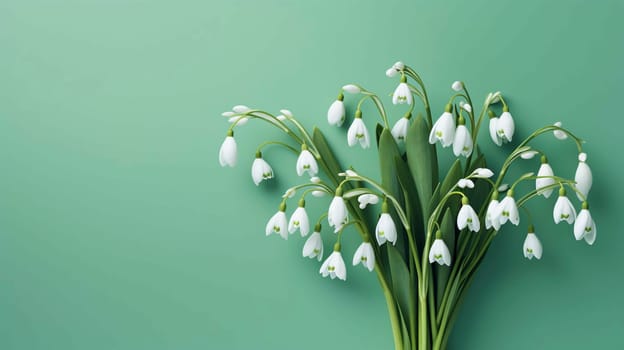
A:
[553,121,568,140]
[303,229,323,261]
[288,199,310,237]
[375,201,398,245]
[536,157,555,198]
[457,179,474,189]
[232,105,251,113]
[312,190,326,197]
[358,194,379,209]
[251,153,274,186]
[497,184,509,192]
[228,115,249,126]
[310,176,321,184]
[327,93,346,126]
[319,246,347,281]
[488,91,502,104]
[276,114,287,121]
[392,76,412,105]
[459,102,472,113]
[523,226,543,260]
[386,67,398,78]
[345,169,358,177]
[472,168,494,178]
[352,241,375,272]
[485,196,501,231]
[282,187,296,199]
[296,145,319,177]
[553,188,576,224]
[391,113,411,142]
[520,150,539,159]
[347,110,370,149]
[488,110,502,146]
[328,190,348,233]
[218,131,237,167]
[574,152,592,201]
[574,202,596,245]
[279,109,293,118]
[451,81,463,92]
[222,111,235,117]
[342,84,361,94]
[496,107,515,143]
[265,203,288,240]
[392,61,405,70]
[495,191,520,226]
[452,119,473,157]
[457,197,480,232]
[429,105,456,147]
[429,235,451,266]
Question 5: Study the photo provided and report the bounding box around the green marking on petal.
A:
[379,230,385,236]
[274,226,280,232]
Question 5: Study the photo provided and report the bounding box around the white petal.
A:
[303,232,323,259]
[386,68,398,77]
[472,168,494,178]
[553,195,576,224]
[347,118,370,149]
[218,136,237,167]
[520,150,539,159]
[523,233,542,260]
[279,109,293,118]
[536,163,555,198]
[376,213,397,246]
[489,117,502,146]
[451,81,463,91]
[232,105,250,113]
[392,83,412,105]
[391,117,410,142]
[498,111,515,142]
[327,100,346,126]
[457,179,474,189]
[342,84,361,94]
[574,209,593,241]
[392,61,405,70]
[358,194,379,209]
[553,121,568,140]
[574,158,592,201]
[296,150,318,177]
[453,125,472,157]
[485,200,501,231]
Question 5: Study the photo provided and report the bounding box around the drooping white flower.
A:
[553,188,576,224]
[265,203,288,240]
[497,184,509,192]
[218,132,237,167]
[302,230,323,261]
[385,67,398,78]
[228,115,249,126]
[457,198,480,232]
[282,187,296,198]
[429,105,456,147]
[574,152,592,201]
[392,76,412,105]
[485,197,501,231]
[251,153,274,186]
[289,200,310,237]
[391,114,411,142]
[429,236,451,266]
[451,81,463,91]
[497,107,515,143]
[523,227,543,260]
[276,114,287,121]
[574,202,596,245]
[342,84,361,94]
[457,178,475,189]
[312,190,326,197]
[296,145,318,177]
[488,110,502,146]
[327,93,346,126]
[352,241,375,272]
[347,111,370,149]
[320,248,347,280]
[375,201,397,245]
[536,158,555,198]
[392,61,405,70]
[494,191,520,226]
[459,102,472,113]
[232,105,251,113]
[520,150,539,159]
[452,121,473,157]
[472,168,494,178]
[280,109,293,118]
[553,121,568,140]
[358,194,379,209]
[328,191,348,233]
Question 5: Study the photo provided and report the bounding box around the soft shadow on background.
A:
[1,0,622,349]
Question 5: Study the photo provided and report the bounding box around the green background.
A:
[1,0,622,349]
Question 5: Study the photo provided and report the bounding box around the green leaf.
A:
[375,123,384,146]
[440,159,463,197]
[406,114,439,225]
[387,244,415,343]
[312,127,343,185]
[435,208,455,309]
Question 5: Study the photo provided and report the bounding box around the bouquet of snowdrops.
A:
[218,61,595,350]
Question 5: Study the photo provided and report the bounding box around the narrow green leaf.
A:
[440,159,463,197]
[406,114,439,224]
[387,244,415,342]
[312,127,343,184]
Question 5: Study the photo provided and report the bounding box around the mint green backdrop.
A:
[1,0,622,349]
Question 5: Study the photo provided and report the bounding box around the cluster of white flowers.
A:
[218,61,597,283]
